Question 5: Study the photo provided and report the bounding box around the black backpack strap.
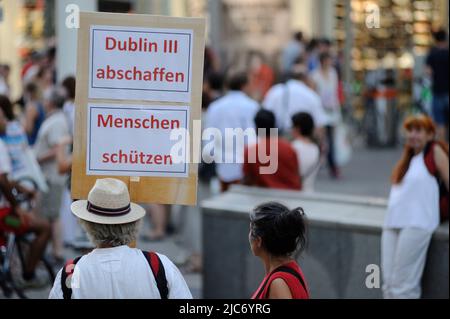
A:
[254,273,272,299]
[61,256,83,300]
[141,250,169,299]
[275,266,307,292]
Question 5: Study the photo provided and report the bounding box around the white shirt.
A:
[311,68,341,125]
[48,245,193,299]
[0,139,12,209]
[385,152,440,232]
[33,111,69,185]
[292,139,320,193]
[205,91,259,182]
[63,100,75,137]
[282,40,304,73]
[263,80,328,132]
[3,121,29,179]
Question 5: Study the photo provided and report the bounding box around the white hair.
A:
[79,219,142,247]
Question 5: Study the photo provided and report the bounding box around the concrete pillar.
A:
[135,0,153,14]
[0,0,22,100]
[343,0,354,113]
[55,0,97,83]
[313,0,335,39]
[169,0,187,17]
[136,0,170,15]
[207,0,222,53]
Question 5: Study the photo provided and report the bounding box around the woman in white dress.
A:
[382,115,448,299]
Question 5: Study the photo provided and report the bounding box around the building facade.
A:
[0,0,448,104]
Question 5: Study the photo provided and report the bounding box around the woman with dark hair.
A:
[292,112,321,192]
[249,202,309,299]
[382,114,449,299]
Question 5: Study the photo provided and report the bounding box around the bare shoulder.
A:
[268,278,293,299]
[433,143,448,161]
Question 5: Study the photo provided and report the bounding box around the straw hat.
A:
[71,178,145,224]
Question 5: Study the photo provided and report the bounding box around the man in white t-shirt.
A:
[0,107,51,288]
[49,178,193,299]
[263,62,328,135]
[205,72,259,191]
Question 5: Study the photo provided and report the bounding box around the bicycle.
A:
[0,177,55,299]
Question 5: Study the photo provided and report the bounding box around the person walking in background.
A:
[311,52,342,179]
[202,72,224,111]
[49,178,192,299]
[243,110,301,191]
[36,67,55,101]
[382,115,449,299]
[426,29,449,142]
[263,60,328,136]
[200,72,224,185]
[291,112,321,193]
[205,71,259,192]
[307,38,332,73]
[247,51,275,102]
[249,202,309,299]
[61,76,76,136]
[23,82,46,146]
[34,87,70,265]
[21,51,44,84]
[281,32,305,77]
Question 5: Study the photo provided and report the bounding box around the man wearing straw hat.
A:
[48,178,192,299]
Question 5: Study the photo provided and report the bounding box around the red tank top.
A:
[251,261,309,299]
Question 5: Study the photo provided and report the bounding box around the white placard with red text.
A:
[72,12,205,205]
[89,25,193,102]
[86,103,190,177]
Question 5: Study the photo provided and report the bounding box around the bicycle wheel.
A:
[9,235,56,298]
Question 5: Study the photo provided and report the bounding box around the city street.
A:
[2,141,403,299]
[0,0,448,306]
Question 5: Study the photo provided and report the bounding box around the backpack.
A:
[61,250,169,299]
[424,141,449,223]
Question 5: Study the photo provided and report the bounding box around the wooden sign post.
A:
[71,12,206,205]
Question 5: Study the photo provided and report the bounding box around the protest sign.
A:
[71,12,205,205]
